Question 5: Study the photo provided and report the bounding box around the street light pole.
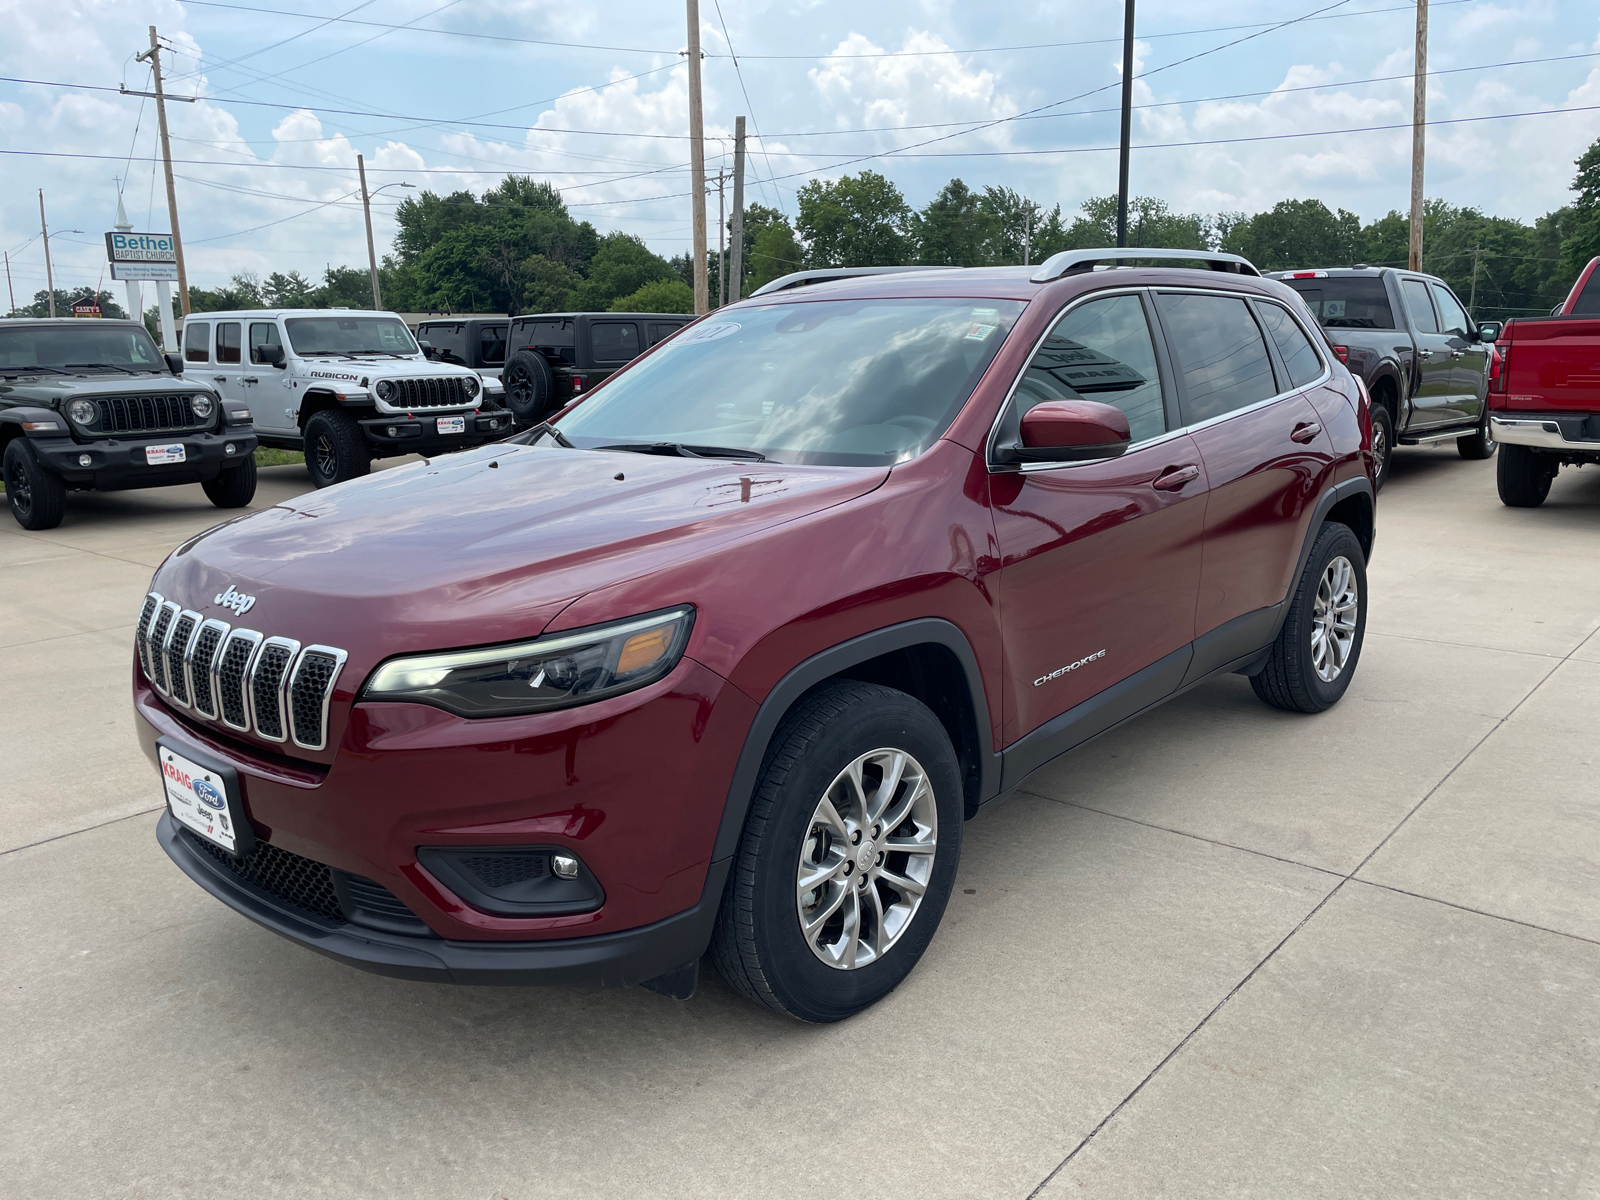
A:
[1409,0,1428,272]
[39,191,56,318]
[685,0,709,315]
[359,154,382,311]
[1116,0,1136,248]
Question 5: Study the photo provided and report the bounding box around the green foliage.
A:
[1219,198,1362,270]
[611,278,694,314]
[1065,195,1211,251]
[12,287,127,319]
[576,232,675,311]
[795,171,913,267]
[915,179,1002,266]
[1561,138,1600,283]
[263,270,314,307]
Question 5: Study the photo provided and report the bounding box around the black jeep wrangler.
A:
[0,318,257,530]
[412,315,509,377]
[497,312,695,425]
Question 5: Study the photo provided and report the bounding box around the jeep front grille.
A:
[96,394,207,434]
[137,592,348,752]
[389,376,472,408]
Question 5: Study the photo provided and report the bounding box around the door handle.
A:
[1152,464,1200,491]
[1290,421,1322,444]
[213,375,227,382]
[1417,349,1433,359]
[241,376,258,384]
[1449,350,1463,360]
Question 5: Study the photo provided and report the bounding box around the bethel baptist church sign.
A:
[104,232,179,280]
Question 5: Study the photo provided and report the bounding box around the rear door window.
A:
[479,324,507,365]
[1281,278,1394,329]
[249,322,282,363]
[591,321,641,363]
[1008,293,1169,445]
[1155,292,1278,423]
[215,322,242,365]
[1429,284,1472,338]
[1255,302,1325,390]
[1401,279,1439,333]
[425,323,468,365]
[184,322,211,364]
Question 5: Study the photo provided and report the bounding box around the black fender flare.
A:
[1279,475,1376,631]
[0,407,72,441]
[1366,362,1407,427]
[708,618,999,866]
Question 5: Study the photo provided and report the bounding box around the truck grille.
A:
[96,394,207,434]
[138,592,348,752]
[389,376,472,408]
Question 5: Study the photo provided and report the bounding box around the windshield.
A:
[1282,278,1396,330]
[284,316,419,356]
[554,298,1026,466]
[0,324,165,372]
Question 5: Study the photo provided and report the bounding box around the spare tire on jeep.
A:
[503,349,555,424]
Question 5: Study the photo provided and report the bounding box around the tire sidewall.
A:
[1294,525,1367,709]
[304,412,362,487]
[745,695,963,1022]
[504,351,552,423]
[1371,403,1394,490]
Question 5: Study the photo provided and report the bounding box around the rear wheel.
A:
[3,438,67,530]
[710,681,963,1023]
[503,350,555,425]
[1496,443,1555,507]
[1457,413,1497,460]
[1251,522,1366,714]
[202,454,257,508]
[1370,401,1395,491]
[304,410,370,488]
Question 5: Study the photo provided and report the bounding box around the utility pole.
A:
[685,0,709,314]
[358,154,383,311]
[135,26,192,316]
[1467,243,1482,318]
[1023,205,1033,267]
[729,116,746,303]
[713,169,731,308]
[1116,0,1136,248]
[5,251,16,316]
[39,191,56,317]
[1409,0,1428,272]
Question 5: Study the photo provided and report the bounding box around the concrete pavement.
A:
[2,447,1597,1198]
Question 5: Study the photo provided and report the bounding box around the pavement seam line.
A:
[1348,877,1600,949]
[1363,629,1563,659]
[0,622,139,652]
[0,806,163,859]
[1023,642,1580,1197]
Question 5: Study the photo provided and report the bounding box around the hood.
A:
[298,355,475,379]
[1,373,206,404]
[153,443,888,663]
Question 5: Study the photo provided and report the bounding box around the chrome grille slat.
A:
[215,629,264,731]
[165,611,202,708]
[249,637,300,743]
[289,646,348,751]
[186,619,230,719]
[135,593,162,679]
[148,602,180,694]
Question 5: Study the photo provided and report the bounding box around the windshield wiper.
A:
[62,362,137,374]
[344,350,410,358]
[598,442,768,462]
[518,421,577,449]
[2,365,69,376]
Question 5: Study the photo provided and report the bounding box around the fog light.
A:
[224,443,236,455]
[551,852,580,880]
[387,426,398,437]
[77,453,92,467]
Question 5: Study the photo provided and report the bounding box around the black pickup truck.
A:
[498,311,695,426]
[1269,267,1500,487]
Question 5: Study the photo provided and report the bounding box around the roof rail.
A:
[1029,248,1260,283]
[748,265,962,298]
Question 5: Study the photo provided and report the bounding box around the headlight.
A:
[462,376,480,398]
[67,398,98,426]
[191,394,215,419]
[375,379,395,401]
[360,606,694,718]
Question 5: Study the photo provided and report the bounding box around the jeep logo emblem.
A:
[213,585,257,616]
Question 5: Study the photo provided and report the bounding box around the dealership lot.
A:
[3,450,1597,1198]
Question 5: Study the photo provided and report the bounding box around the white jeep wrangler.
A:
[179,309,512,486]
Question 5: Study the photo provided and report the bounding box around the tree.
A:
[1220,199,1361,269]
[612,278,694,313]
[263,270,314,308]
[795,171,912,267]
[521,254,582,313]
[1560,136,1600,283]
[15,287,127,319]
[915,179,1001,266]
[1061,195,1210,252]
[576,232,675,311]
[978,187,1065,265]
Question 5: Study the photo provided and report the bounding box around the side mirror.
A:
[418,340,435,360]
[997,401,1133,467]
[1476,321,1503,343]
[257,344,285,367]
[164,352,184,376]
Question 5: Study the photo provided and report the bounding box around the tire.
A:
[1496,443,1555,508]
[1250,522,1367,714]
[202,454,257,508]
[710,681,964,1023]
[303,410,371,488]
[503,350,555,424]
[1370,401,1395,491]
[1457,414,1497,460]
[3,438,67,530]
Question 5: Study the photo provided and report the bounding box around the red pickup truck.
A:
[1490,256,1600,506]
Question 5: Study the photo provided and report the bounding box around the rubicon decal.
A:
[1034,649,1106,687]
[213,584,256,615]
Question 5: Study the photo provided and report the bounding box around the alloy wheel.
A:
[5,458,32,516]
[796,748,938,970]
[1372,421,1389,472]
[1311,554,1359,682]
[312,433,338,480]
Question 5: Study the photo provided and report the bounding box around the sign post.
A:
[106,231,179,350]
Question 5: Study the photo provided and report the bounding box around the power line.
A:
[711,0,782,213]
[164,0,381,85]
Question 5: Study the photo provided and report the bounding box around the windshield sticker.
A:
[971,307,999,317]
[963,323,999,342]
[674,322,742,346]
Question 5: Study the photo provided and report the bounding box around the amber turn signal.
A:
[617,626,673,675]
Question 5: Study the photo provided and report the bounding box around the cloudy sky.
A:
[2,0,1597,304]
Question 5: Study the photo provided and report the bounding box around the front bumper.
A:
[359,412,513,456]
[1490,413,1600,453]
[158,810,726,986]
[30,429,258,490]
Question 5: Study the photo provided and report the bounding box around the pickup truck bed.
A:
[1489,256,1600,506]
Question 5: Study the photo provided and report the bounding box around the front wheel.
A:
[303,410,371,488]
[710,681,963,1022]
[3,438,67,530]
[1496,443,1555,508]
[1370,403,1395,491]
[1250,522,1367,714]
[202,454,257,508]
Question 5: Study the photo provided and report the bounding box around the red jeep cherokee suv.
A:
[134,249,1375,1022]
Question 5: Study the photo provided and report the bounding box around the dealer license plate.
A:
[160,743,245,854]
[436,416,465,435]
[145,443,186,465]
